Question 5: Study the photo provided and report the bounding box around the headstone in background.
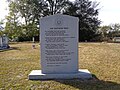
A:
[0,36,2,48]
[32,37,35,43]
[2,36,8,47]
[0,35,9,49]
[29,14,92,80]
[32,37,35,49]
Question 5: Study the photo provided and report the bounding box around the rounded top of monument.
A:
[40,14,79,21]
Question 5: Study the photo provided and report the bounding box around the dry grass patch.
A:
[0,42,120,90]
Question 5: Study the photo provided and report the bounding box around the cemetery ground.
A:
[0,42,120,90]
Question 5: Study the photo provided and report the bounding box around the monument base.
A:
[0,45,10,50]
[29,69,92,80]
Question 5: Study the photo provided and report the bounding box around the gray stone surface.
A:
[29,14,92,80]
[2,36,8,47]
[0,37,2,47]
[40,14,79,74]
[0,36,9,49]
[29,69,92,80]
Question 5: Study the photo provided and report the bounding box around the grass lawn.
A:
[0,42,120,90]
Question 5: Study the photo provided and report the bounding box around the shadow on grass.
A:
[55,74,120,90]
[0,47,20,52]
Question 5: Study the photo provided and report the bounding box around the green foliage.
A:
[108,24,120,38]
[0,31,3,36]
[64,0,101,41]
[0,19,4,25]
[99,23,120,41]
[0,19,4,36]
[5,0,101,42]
[18,0,70,24]
[5,0,39,41]
[99,26,111,41]
[4,1,20,40]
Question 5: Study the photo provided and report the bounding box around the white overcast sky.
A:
[0,0,120,26]
[0,0,8,21]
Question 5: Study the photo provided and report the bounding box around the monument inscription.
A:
[29,14,92,80]
[40,14,78,74]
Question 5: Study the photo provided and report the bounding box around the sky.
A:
[0,0,120,26]
[95,0,120,25]
[0,0,8,21]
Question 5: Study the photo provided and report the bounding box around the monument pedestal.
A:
[29,69,92,80]
[29,15,92,80]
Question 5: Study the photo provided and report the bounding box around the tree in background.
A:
[64,0,101,41]
[0,19,4,26]
[4,1,21,40]
[0,19,4,36]
[5,0,39,41]
[16,0,39,38]
[108,24,120,38]
[100,25,111,41]
[27,0,101,42]
[99,23,120,41]
[5,0,101,42]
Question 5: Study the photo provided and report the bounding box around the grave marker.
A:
[0,36,9,49]
[0,36,2,47]
[29,14,92,80]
